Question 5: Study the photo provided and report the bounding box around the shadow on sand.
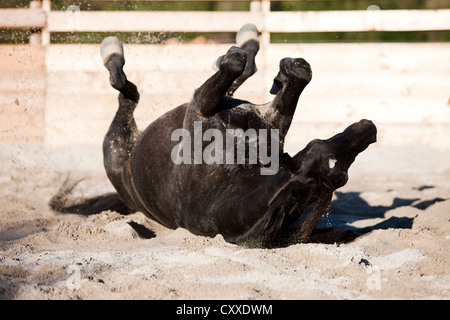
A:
[308,186,446,244]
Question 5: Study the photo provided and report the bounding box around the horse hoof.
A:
[236,23,260,47]
[100,36,124,65]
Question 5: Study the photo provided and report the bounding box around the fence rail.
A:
[0,8,47,29]
[0,1,449,148]
[45,9,450,33]
[1,1,450,45]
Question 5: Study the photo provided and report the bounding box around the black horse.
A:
[51,24,376,248]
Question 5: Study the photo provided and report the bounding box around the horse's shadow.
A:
[128,187,446,246]
[307,187,446,244]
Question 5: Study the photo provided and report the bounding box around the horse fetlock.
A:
[104,54,127,91]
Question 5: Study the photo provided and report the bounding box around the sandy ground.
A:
[0,142,449,300]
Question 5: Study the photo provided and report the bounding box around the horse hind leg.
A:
[49,38,140,216]
[101,36,139,102]
[101,37,140,211]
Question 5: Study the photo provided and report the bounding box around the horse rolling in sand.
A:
[51,24,377,248]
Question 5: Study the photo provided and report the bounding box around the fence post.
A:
[29,0,49,46]
[250,0,271,102]
[41,0,51,45]
[250,0,270,45]
[29,0,43,46]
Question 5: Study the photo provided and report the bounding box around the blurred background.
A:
[1,0,449,152]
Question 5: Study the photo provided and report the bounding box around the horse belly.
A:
[130,105,187,229]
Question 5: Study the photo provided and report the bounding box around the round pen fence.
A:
[1,0,449,151]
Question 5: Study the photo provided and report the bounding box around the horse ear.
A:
[270,72,285,95]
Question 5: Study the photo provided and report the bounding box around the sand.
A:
[0,143,449,300]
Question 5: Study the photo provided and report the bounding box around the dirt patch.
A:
[0,144,449,299]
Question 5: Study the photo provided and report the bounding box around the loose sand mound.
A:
[0,144,449,299]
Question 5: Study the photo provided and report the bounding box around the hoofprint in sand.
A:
[0,144,449,299]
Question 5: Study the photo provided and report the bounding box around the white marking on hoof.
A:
[236,23,260,47]
[328,158,337,169]
[100,36,124,64]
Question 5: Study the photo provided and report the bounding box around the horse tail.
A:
[49,174,135,216]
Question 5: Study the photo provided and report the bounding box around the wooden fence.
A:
[1,1,450,151]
